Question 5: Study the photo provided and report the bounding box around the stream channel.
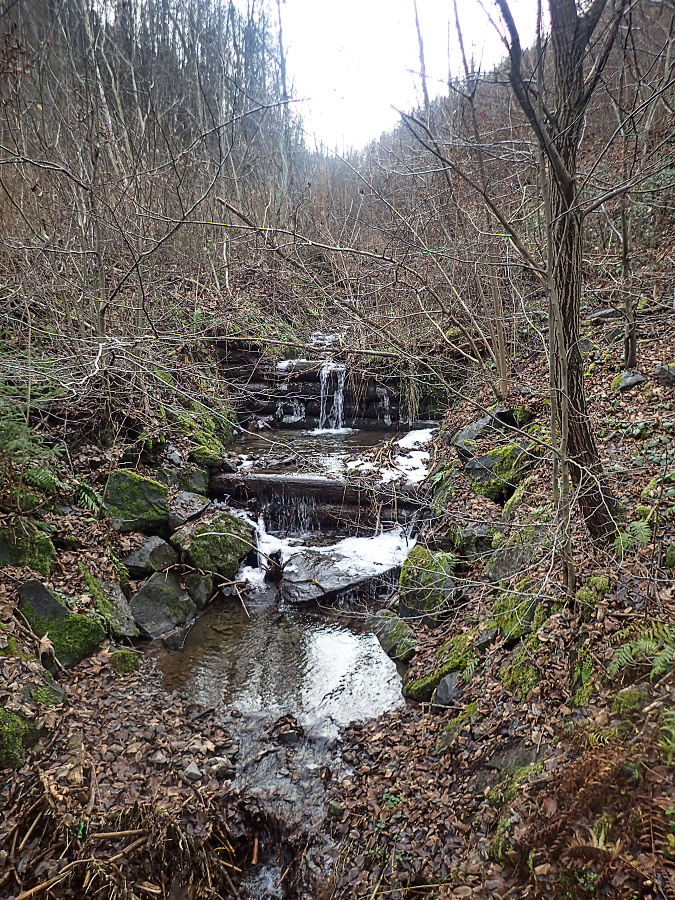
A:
[151,358,435,899]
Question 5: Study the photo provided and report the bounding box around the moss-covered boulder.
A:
[484,506,553,582]
[492,581,539,642]
[176,401,234,468]
[429,460,460,514]
[398,545,458,626]
[130,572,197,639]
[77,564,138,638]
[168,490,210,531]
[104,471,169,533]
[448,523,496,562]
[435,701,481,756]
[0,708,36,769]
[0,519,56,577]
[372,611,417,662]
[171,510,253,579]
[404,631,476,701]
[465,443,530,504]
[19,580,105,667]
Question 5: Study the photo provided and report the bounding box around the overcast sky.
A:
[278,0,537,152]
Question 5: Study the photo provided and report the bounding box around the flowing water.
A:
[151,356,433,898]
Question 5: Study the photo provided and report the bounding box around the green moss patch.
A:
[500,643,539,700]
[0,708,36,769]
[110,649,140,675]
[104,471,169,533]
[399,545,457,625]
[492,581,539,641]
[373,611,417,661]
[0,519,56,576]
[171,510,253,579]
[576,575,611,621]
[468,443,530,503]
[404,632,477,702]
[436,702,481,755]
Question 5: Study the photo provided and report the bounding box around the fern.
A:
[74,481,104,515]
[609,622,675,680]
[24,467,70,494]
[613,531,635,555]
[659,711,675,766]
[462,657,479,682]
[630,519,651,547]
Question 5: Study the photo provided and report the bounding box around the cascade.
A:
[376,385,392,426]
[318,361,346,430]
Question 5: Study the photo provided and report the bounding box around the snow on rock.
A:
[396,428,435,450]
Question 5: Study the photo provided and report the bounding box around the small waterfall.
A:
[376,386,392,427]
[318,361,346,430]
[275,397,306,425]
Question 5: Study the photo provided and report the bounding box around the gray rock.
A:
[183,572,214,610]
[130,572,197,640]
[168,491,210,531]
[654,363,675,387]
[166,445,182,465]
[174,466,209,493]
[613,371,646,391]
[98,579,139,638]
[123,536,178,578]
[183,761,202,781]
[487,740,540,772]
[587,308,622,322]
[432,672,465,707]
[451,415,492,463]
[475,625,499,651]
[371,611,417,661]
[162,623,193,650]
[280,549,399,606]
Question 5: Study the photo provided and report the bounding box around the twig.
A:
[89,828,147,840]
[106,835,147,864]
[251,836,259,866]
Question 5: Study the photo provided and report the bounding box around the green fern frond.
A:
[614,531,635,555]
[609,621,675,680]
[630,519,652,547]
[462,658,479,682]
[74,481,104,515]
[24,466,70,494]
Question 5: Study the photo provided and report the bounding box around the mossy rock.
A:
[575,575,611,621]
[104,471,169,533]
[78,564,138,638]
[484,505,553,582]
[129,572,197,640]
[492,581,539,642]
[429,461,460,514]
[0,518,56,577]
[110,649,140,675]
[372,611,417,662]
[435,701,481,755]
[612,686,645,717]
[171,510,253,579]
[0,708,36,769]
[399,545,458,626]
[502,474,537,521]
[404,631,476,701]
[448,523,495,561]
[500,643,539,700]
[175,402,234,468]
[19,580,105,667]
[465,443,531,504]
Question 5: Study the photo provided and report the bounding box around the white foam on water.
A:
[396,427,436,449]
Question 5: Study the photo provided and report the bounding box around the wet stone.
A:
[183,761,202,781]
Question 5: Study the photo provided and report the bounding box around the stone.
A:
[163,623,193,650]
[464,443,530,504]
[97,580,139,638]
[18,580,104,668]
[372,611,417,661]
[183,761,202,781]
[166,445,182,465]
[327,800,345,818]
[587,307,622,322]
[183,572,214,609]
[485,508,553,582]
[611,371,646,392]
[432,671,465,707]
[654,363,675,387]
[451,415,493,463]
[168,491,210,531]
[172,466,209,493]
[450,523,495,558]
[0,708,36,769]
[130,572,197,640]
[398,546,458,626]
[0,519,56,577]
[124,536,178,577]
[207,756,235,779]
[104,471,169,533]
[171,510,253,579]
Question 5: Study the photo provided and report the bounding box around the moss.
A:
[487,763,539,808]
[176,402,234,468]
[489,813,513,863]
[612,687,643,717]
[500,644,539,700]
[22,607,104,668]
[435,701,481,755]
[104,471,169,532]
[575,575,611,621]
[375,611,417,661]
[0,633,26,658]
[429,461,459,513]
[492,580,538,641]
[0,708,35,769]
[404,632,477,701]
[29,682,62,706]
[0,518,56,577]
[171,511,253,579]
[110,649,140,675]
[471,443,528,502]
[399,545,457,623]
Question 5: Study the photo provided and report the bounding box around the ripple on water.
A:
[154,592,404,728]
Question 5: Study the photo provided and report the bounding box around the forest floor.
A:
[2,279,675,899]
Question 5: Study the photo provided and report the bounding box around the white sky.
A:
[279,0,538,152]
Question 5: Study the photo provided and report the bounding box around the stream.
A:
[151,354,435,898]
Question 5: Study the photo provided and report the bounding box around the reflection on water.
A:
[153,591,404,727]
[237,428,386,476]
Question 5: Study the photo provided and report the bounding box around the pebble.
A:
[151,752,169,766]
[183,761,202,781]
